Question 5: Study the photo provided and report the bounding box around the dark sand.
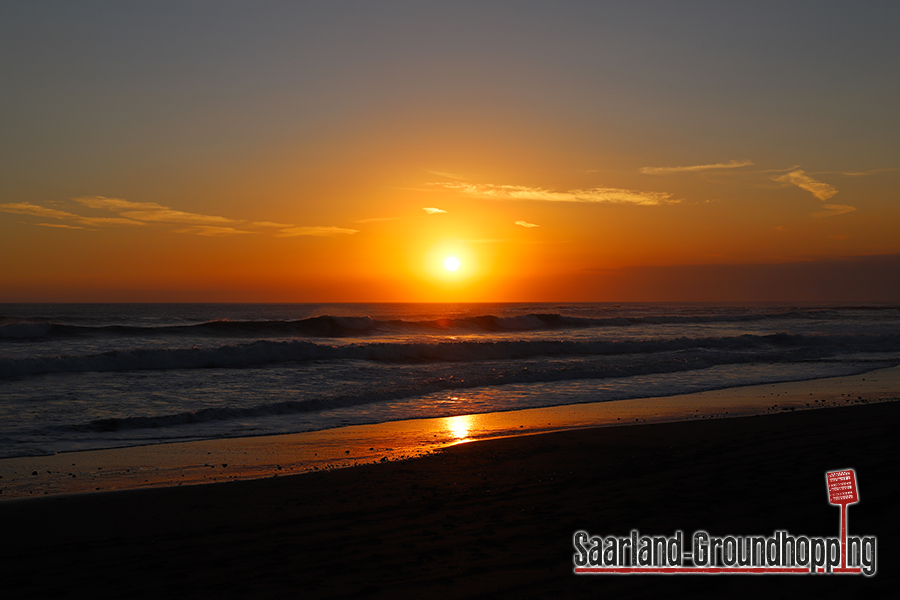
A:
[1,401,897,599]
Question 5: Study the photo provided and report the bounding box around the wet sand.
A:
[2,366,898,499]
[1,396,898,598]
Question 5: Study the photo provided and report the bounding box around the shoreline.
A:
[2,365,898,500]
[1,392,897,597]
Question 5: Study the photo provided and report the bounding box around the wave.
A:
[58,353,898,435]
[3,332,899,379]
[43,354,769,433]
[0,308,849,341]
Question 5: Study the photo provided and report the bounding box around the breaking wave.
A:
[3,333,899,379]
[0,309,838,341]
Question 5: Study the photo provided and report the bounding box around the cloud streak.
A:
[515,220,539,228]
[2,197,359,237]
[772,170,838,201]
[423,207,447,214]
[74,196,235,225]
[36,222,91,230]
[640,159,754,175]
[813,204,857,219]
[250,221,295,228]
[433,182,673,206]
[0,202,81,220]
[771,169,856,218]
[277,226,359,237]
[814,168,896,177]
[0,201,145,227]
[174,226,254,236]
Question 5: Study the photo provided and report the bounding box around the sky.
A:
[1,1,899,303]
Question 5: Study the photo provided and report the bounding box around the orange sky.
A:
[2,3,899,302]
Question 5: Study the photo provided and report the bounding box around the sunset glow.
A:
[0,3,898,302]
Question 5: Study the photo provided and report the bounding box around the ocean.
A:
[2,302,899,459]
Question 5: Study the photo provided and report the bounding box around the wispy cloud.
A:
[0,202,81,220]
[423,207,447,214]
[640,159,754,175]
[252,221,295,228]
[277,226,359,237]
[810,168,896,177]
[0,201,145,226]
[770,171,856,217]
[2,196,360,238]
[772,170,838,201]
[813,204,857,219]
[515,220,539,228]
[36,222,91,230]
[74,196,235,225]
[173,226,254,236]
[432,182,673,206]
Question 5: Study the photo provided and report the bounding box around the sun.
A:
[425,245,476,285]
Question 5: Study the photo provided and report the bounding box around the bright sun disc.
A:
[444,256,460,271]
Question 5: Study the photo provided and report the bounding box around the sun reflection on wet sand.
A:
[444,414,475,442]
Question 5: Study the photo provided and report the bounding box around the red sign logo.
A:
[826,470,858,505]
[826,469,859,571]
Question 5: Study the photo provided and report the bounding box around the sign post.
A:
[826,469,859,569]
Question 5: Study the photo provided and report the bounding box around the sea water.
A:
[1,302,899,458]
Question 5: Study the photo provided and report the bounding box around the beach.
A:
[2,374,897,599]
[4,2,900,597]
